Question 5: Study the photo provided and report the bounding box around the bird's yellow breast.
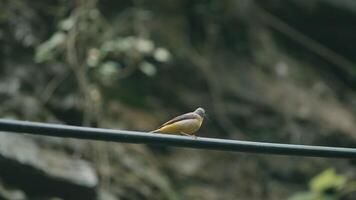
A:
[157,118,203,135]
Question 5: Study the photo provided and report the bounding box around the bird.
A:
[150,107,205,137]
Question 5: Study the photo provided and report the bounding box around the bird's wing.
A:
[159,112,199,128]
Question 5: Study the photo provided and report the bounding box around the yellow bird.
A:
[151,107,205,136]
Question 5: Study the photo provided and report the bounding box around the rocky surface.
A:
[0,132,98,199]
[0,179,26,200]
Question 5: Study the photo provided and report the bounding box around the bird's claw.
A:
[180,132,197,139]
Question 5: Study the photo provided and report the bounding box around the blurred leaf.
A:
[96,61,121,85]
[289,169,350,200]
[310,169,346,193]
[139,62,156,77]
[154,47,171,63]
[35,32,66,63]
[100,40,116,55]
[135,38,154,54]
[59,16,76,31]
[99,61,120,76]
[87,48,101,67]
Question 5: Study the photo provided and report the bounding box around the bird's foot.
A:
[180,132,197,139]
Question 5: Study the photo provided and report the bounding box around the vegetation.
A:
[0,0,356,199]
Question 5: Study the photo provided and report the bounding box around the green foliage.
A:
[289,169,356,200]
[310,169,346,193]
[35,31,66,63]
[35,14,172,84]
[91,36,171,76]
[35,15,76,63]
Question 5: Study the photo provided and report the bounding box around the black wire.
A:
[0,119,355,158]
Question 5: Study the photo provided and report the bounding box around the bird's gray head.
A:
[194,107,205,117]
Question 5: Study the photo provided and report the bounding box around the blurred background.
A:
[0,0,356,199]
